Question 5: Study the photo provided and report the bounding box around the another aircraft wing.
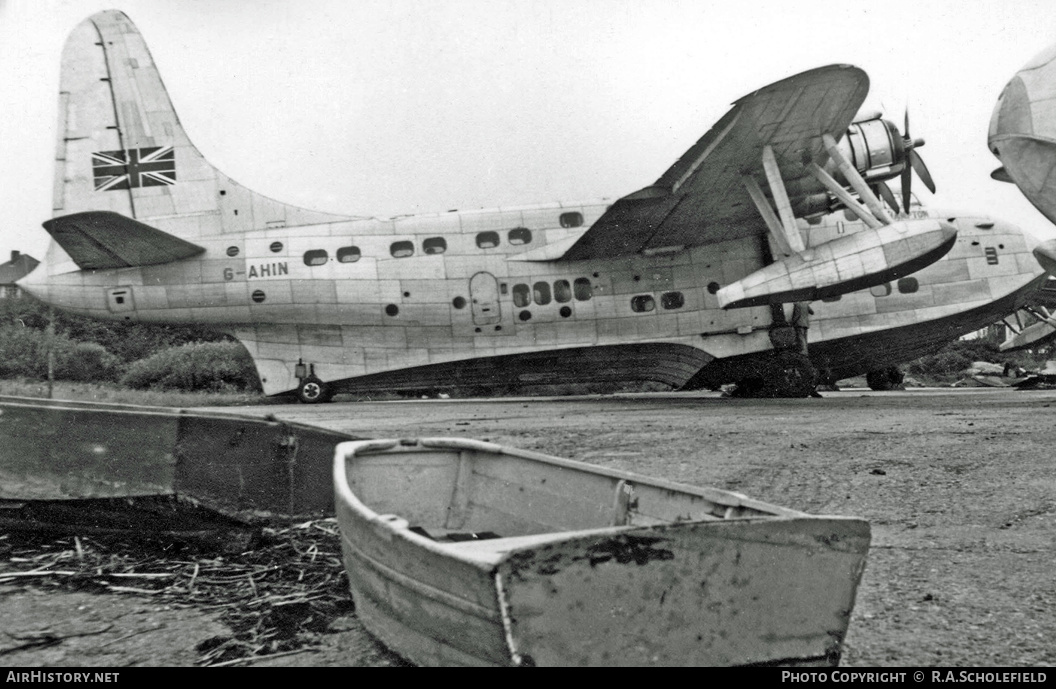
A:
[42,211,206,270]
[561,65,869,261]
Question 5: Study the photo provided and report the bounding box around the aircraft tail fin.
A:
[54,11,350,241]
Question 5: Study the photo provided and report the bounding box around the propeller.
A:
[873,183,900,215]
[899,110,936,212]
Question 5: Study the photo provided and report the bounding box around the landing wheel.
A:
[730,352,818,398]
[296,376,332,404]
[769,351,819,398]
[866,366,905,391]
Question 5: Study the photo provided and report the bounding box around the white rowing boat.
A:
[333,437,870,666]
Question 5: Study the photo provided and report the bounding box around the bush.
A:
[0,326,53,378]
[0,297,232,365]
[120,341,262,392]
[54,342,122,382]
[0,296,242,387]
[906,338,1050,378]
[0,328,122,382]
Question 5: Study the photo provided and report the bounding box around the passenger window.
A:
[533,281,551,305]
[661,291,684,310]
[476,231,500,249]
[508,227,532,245]
[390,241,414,258]
[337,246,361,263]
[554,280,572,303]
[512,284,531,308]
[560,212,584,228]
[870,283,891,298]
[631,295,655,313]
[303,249,328,266]
[897,277,919,294]
[574,277,593,301]
[423,237,447,255]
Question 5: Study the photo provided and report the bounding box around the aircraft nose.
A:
[988,42,1056,225]
[989,76,1033,147]
[989,42,1056,148]
[1034,238,1056,274]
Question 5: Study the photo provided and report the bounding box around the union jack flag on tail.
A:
[92,146,177,191]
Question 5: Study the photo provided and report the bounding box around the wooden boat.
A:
[333,437,871,667]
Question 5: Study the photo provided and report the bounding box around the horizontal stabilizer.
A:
[717,218,957,309]
[42,211,205,270]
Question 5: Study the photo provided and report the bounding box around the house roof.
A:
[0,254,40,285]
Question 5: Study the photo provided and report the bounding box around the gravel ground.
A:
[2,387,1053,666]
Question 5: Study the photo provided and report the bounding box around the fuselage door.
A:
[106,286,135,313]
[469,272,501,325]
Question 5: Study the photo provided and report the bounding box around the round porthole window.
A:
[251,290,266,303]
[227,246,240,257]
[385,304,399,317]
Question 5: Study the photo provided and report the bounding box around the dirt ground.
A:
[2,387,1054,667]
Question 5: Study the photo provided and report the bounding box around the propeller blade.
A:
[875,182,900,214]
[909,149,936,194]
[901,163,912,213]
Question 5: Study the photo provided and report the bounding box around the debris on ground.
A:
[951,375,1010,388]
[1012,373,1056,390]
[0,519,355,666]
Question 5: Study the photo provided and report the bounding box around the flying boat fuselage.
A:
[17,10,1049,400]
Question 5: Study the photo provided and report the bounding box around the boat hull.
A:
[334,438,871,666]
[496,518,869,666]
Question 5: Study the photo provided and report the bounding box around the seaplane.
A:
[988,41,1056,353]
[18,10,1050,401]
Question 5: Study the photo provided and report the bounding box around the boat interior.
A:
[337,439,797,545]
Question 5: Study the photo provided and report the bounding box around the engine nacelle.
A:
[825,118,908,186]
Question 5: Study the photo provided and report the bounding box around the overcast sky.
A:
[1,0,1055,263]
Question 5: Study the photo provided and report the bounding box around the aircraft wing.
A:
[561,65,869,261]
[42,211,206,270]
